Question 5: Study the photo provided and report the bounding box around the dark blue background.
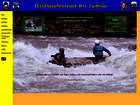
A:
[0,0,139,11]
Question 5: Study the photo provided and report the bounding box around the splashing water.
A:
[13,36,136,93]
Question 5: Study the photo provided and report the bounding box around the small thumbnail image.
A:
[130,1,137,10]
[121,2,127,10]
[12,1,19,10]
[24,17,43,32]
[1,57,6,61]
[3,1,9,10]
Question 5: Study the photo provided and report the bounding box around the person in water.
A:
[51,48,66,66]
[93,40,111,63]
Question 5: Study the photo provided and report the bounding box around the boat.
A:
[48,56,109,68]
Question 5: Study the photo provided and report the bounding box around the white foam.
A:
[13,41,136,92]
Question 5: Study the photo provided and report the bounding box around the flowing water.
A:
[13,35,136,93]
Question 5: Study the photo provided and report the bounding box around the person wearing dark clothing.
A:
[51,48,66,66]
[93,40,111,63]
[3,2,9,10]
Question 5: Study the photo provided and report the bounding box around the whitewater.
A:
[13,36,136,93]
